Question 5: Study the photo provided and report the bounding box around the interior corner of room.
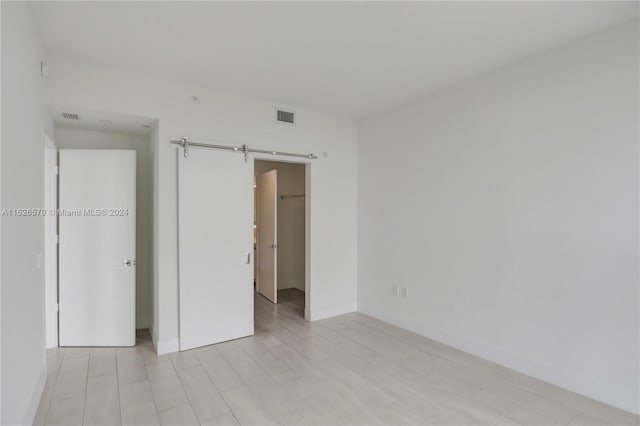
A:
[1,2,639,425]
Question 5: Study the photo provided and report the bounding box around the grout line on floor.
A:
[80,351,89,426]
[42,348,64,425]
[114,348,123,426]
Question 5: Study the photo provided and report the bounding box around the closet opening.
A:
[254,159,307,319]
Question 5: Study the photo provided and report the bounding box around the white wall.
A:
[43,136,57,349]
[46,59,359,353]
[1,2,52,424]
[256,160,306,291]
[358,21,639,414]
[55,126,154,329]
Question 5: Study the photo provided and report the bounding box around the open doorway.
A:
[254,159,306,319]
[44,106,157,348]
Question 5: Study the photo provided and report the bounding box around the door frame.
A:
[44,132,58,348]
[253,156,311,320]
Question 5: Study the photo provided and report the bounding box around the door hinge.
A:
[54,165,59,176]
[55,234,59,244]
[55,303,59,313]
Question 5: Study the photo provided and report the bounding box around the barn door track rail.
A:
[172,137,318,162]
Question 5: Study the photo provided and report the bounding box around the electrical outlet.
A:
[401,287,409,298]
[392,284,400,296]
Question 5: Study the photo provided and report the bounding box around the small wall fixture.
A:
[40,61,48,78]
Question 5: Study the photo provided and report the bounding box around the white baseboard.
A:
[309,302,357,321]
[151,327,157,351]
[358,303,640,416]
[277,283,305,291]
[151,328,180,355]
[23,364,47,425]
[136,321,152,330]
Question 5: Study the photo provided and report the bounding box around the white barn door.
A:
[59,149,136,347]
[178,148,254,351]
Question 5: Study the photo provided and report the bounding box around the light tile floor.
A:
[34,289,639,426]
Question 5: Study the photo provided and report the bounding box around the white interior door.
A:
[59,149,136,347]
[256,170,277,303]
[178,148,254,351]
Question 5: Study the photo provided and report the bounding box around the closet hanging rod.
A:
[171,137,318,161]
[280,194,305,200]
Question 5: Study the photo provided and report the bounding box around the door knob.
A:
[123,259,136,267]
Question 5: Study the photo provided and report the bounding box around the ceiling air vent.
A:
[276,109,295,125]
[62,112,80,120]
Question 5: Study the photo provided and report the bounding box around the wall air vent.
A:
[276,109,295,125]
[62,112,80,120]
